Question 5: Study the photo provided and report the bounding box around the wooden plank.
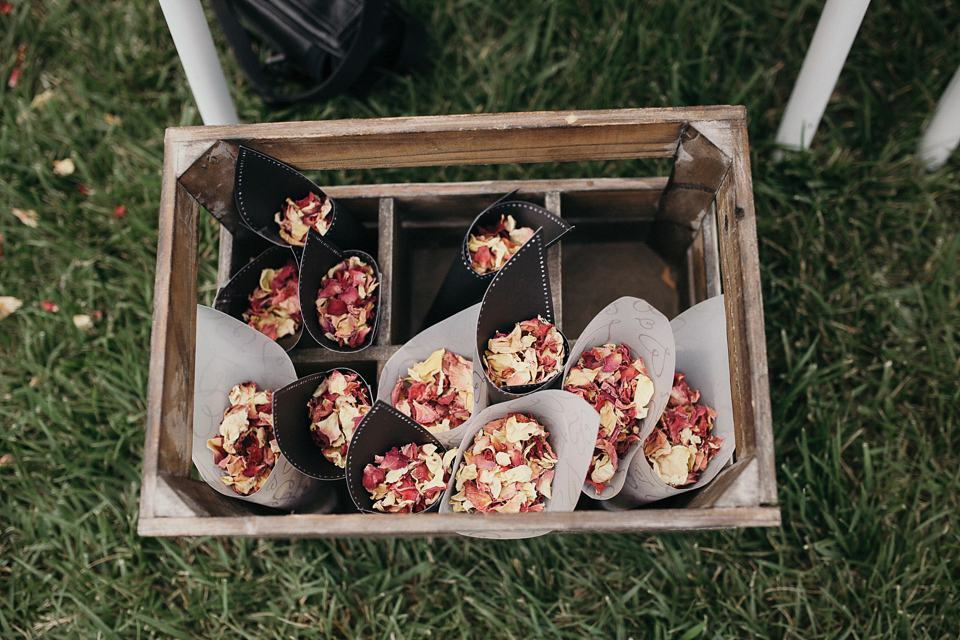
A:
[138,506,780,538]
[715,120,777,506]
[376,197,400,344]
[144,138,200,526]
[654,124,733,262]
[168,108,747,173]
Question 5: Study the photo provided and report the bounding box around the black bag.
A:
[209,0,426,106]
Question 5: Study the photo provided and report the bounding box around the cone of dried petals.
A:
[242,260,302,341]
[391,348,474,433]
[315,255,378,348]
[362,443,458,513]
[307,370,371,468]
[483,316,565,388]
[643,373,723,487]
[275,192,333,246]
[467,214,535,274]
[450,413,558,513]
[206,382,279,495]
[563,343,655,493]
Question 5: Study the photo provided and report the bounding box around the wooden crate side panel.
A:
[167,108,747,173]
[137,506,780,538]
[143,146,200,521]
[715,121,777,506]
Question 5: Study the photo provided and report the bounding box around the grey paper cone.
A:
[612,295,736,508]
[377,303,487,449]
[438,390,599,539]
[562,296,676,501]
[193,305,325,510]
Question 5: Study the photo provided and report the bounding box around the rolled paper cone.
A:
[193,305,326,510]
[474,229,568,405]
[562,296,676,501]
[273,368,373,481]
[233,145,373,254]
[377,302,486,449]
[344,401,449,514]
[299,229,382,352]
[609,295,736,508]
[421,191,573,329]
[438,390,600,539]
[214,244,304,352]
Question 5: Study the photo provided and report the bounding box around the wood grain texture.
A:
[715,120,777,506]
[168,108,746,173]
[138,506,781,538]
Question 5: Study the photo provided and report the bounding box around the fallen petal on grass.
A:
[53,158,75,176]
[72,314,94,330]
[11,208,38,228]
[0,296,23,320]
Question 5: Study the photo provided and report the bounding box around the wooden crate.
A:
[139,107,779,537]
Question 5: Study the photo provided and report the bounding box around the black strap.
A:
[209,0,386,106]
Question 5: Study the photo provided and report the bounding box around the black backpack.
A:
[209,0,426,106]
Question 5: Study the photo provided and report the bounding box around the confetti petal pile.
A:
[564,343,654,493]
[450,413,557,513]
[467,214,535,274]
[315,256,378,348]
[362,443,457,513]
[483,316,565,387]
[643,373,723,487]
[391,348,474,433]
[307,370,371,468]
[275,192,333,246]
[243,261,302,341]
[206,382,279,495]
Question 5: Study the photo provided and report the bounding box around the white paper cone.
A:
[562,296,676,500]
[613,295,735,507]
[193,305,325,509]
[376,303,488,449]
[438,390,599,539]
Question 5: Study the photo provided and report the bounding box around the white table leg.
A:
[159,0,239,125]
[775,0,872,155]
[917,64,960,171]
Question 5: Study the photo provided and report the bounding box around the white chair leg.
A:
[159,0,239,125]
[917,64,960,171]
[775,0,872,155]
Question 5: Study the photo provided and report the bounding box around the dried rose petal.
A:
[113,205,127,219]
[8,45,24,88]
[467,214,535,274]
[242,260,302,341]
[391,348,474,433]
[483,316,565,387]
[363,443,458,513]
[307,370,371,468]
[0,296,23,320]
[564,343,654,493]
[450,413,558,513]
[72,314,93,330]
[275,192,333,246]
[315,256,378,348]
[206,382,279,495]
[11,208,38,228]
[40,300,58,312]
[643,373,723,487]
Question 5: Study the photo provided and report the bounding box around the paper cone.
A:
[213,245,304,351]
[299,228,381,352]
[421,191,573,328]
[474,229,569,405]
[438,390,599,539]
[376,302,487,449]
[273,368,373,481]
[193,305,325,510]
[612,295,736,507]
[562,296,676,500]
[233,145,373,254]
[344,401,450,514]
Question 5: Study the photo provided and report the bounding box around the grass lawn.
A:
[1,0,958,637]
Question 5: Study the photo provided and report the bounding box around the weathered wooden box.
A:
[139,107,779,537]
